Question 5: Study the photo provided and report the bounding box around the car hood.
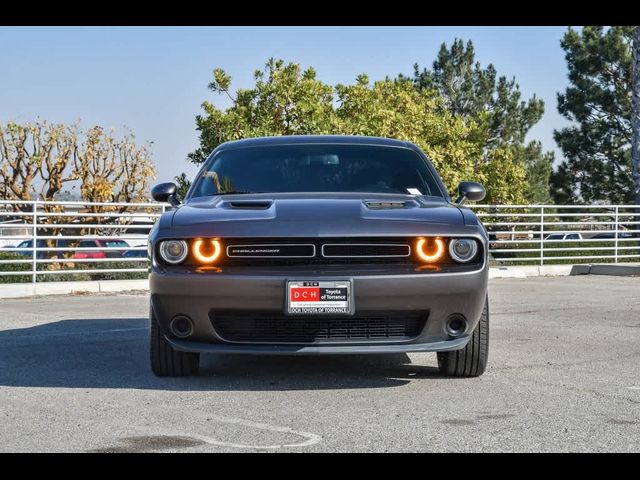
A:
[167,193,471,237]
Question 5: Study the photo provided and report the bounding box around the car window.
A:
[16,240,32,248]
[103,240,129,248]
[124,250,146,257]
[567,234,580,240]
[190,144,444,198]
[545,234,563,240]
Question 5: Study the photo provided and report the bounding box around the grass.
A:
[0,251,148,283]
[490,239,640,266]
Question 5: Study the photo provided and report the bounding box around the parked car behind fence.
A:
[73,238,130,259]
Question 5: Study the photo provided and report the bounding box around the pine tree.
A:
[553,26,636,204]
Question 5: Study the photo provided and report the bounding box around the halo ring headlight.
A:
[415,237,446,263]
[159,240,188,264]
[448,238,478,263]
[193,239,222,264]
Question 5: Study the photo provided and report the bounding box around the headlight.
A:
[415,237,446,263]
[192,239,222,264]
[159,240,188,264]
[448,238,478,263]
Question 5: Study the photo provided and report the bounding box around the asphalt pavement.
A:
[0,275,639,452]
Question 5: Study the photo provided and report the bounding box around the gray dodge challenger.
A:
[149,135,489,377]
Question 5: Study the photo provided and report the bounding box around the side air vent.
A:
[223,200,273,210]
[364,201,413,209]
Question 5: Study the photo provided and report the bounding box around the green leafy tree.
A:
[411,39,552,202]
[632,26,640,204]
[548,162,575,205]
[189,59,336,165]
[334,75,527,203]
[519,141,555,205]
[174,172,191,200]
[553,26,636,204]
[187,58,529,204]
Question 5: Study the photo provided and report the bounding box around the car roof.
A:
[215,135,416,152]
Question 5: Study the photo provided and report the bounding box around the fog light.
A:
[448,238,478,263]
[170,315,194,338]
[415,237,446,263]
[159,240,188,264]
[445,314,467,337]
[193,239,222,264]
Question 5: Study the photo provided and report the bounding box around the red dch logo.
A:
[290,287,320,302]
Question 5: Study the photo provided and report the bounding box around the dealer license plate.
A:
[286,280,352,315]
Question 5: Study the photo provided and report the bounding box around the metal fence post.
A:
[614,206,619,264]
[31,201,37,283]
[539,207,545,266]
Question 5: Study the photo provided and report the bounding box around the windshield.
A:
[189,144,444,198]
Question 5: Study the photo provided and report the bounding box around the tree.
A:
[334,75,527,203]
[0,120,156,210]
[189,59,336,165]
[411,39,552,203]
[1,120,156,259]
[174,172,191,201]
[187,58,528,204]
[0,121,77,204]
[632,27,640,205]
[73,126,156,210]
[519,141,555,205]
[553,26,636,204]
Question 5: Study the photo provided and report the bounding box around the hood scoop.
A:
[364,200,418,210]
[221,200,274,210]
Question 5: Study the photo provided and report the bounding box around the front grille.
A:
[211,311,427,344]
[322,243,410,257]
[220,237,415,266]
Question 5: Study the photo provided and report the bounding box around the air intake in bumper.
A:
[210,311,428,344]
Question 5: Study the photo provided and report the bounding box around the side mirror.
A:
[152,182,180,207]
[456,181,485,205]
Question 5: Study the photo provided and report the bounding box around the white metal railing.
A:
[0,200,165,283]
[1,201,639,283]
[470,204,640,266]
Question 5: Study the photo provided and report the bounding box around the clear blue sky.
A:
[0,26,572,182]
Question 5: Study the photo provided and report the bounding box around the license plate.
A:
[286,280,352,315]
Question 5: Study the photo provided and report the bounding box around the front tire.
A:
[150,307,200,377]
[437,297,489,377]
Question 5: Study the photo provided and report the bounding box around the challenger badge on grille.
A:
[226,244,316,258]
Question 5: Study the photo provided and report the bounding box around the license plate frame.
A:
[286,280,354,315]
